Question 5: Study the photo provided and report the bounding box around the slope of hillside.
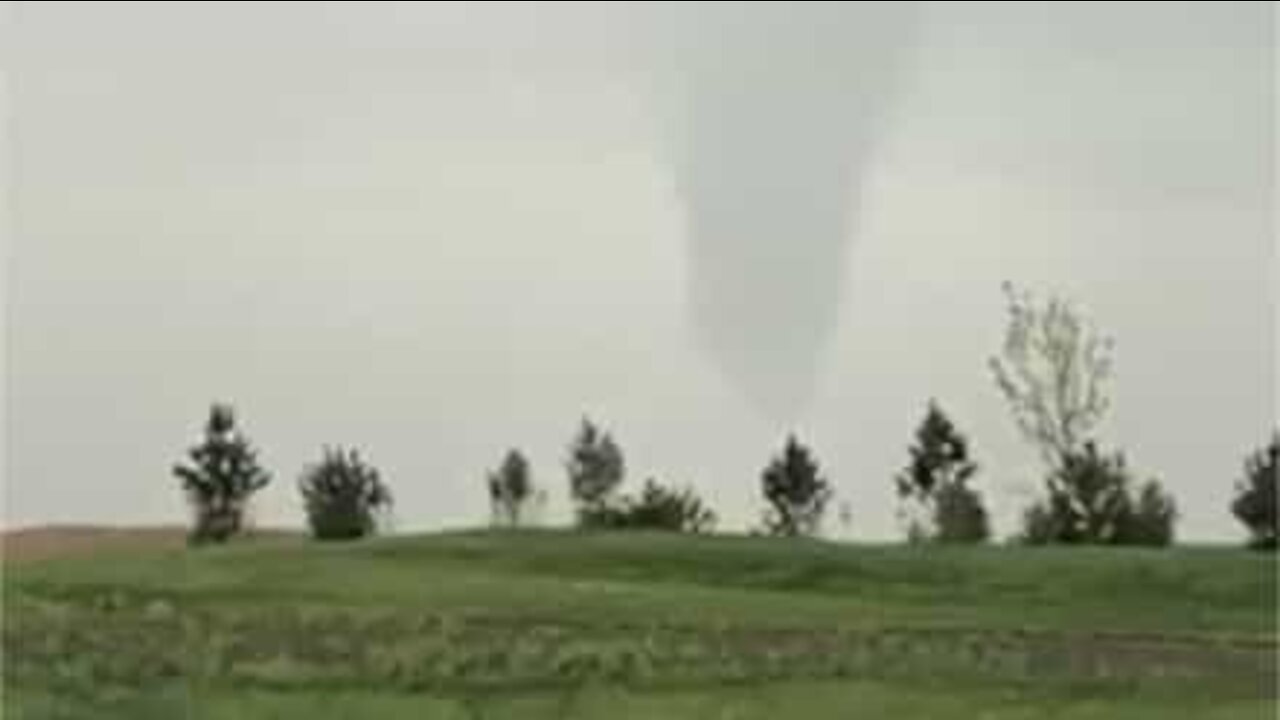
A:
[4,529,1276,719]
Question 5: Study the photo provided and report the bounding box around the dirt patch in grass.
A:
[1,526,299,564]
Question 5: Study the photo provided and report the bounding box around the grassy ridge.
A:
[4,530,1277,719]
[13,530,1273,633]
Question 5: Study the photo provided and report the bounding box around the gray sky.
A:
[4,1,1275,541]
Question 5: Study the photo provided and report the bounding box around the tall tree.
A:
[565,417,625,527]
[895,401,989,543]
[172,403,271,544]
[989,282,1113,467]
[760,435,832,537]
[1231,434,1278,551]
[299,447,393,541]
[487,448,534,527]
[989,283,1175,546]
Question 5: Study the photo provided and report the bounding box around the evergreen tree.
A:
[172,403,271,544]
[895,401,988,543]
[760,435,832,537]
[1231,434,1278,551]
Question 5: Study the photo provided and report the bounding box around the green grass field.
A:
[4,530,1276,718]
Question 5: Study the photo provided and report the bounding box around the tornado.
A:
[658,2,917,420]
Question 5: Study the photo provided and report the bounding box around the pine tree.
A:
[895,401,988,543]
[760,435,832,537]
[172,403,271,544]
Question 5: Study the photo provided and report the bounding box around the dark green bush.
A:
[299,447,393,541]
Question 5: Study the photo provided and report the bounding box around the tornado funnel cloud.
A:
[662,2,917,420]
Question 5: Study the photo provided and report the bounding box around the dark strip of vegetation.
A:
[168,283,1276,550]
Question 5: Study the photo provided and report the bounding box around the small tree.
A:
[172,403,271,545]
[989,282,1113,467]
[613,478,717,533]
[487,449,534,527]
[565,417,625,528]
[933,481,991,544]
[895,401,989,543]
[299,447,392,541]
[760,434,832,537]
[1231,434,1278,551]
[1020,441,1175,546]
[1125,481,1178,547]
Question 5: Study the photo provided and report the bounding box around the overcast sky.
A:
[4,1,1275,541]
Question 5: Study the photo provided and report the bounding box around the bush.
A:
[932,481,990,544]
[1231,434,1278,551]
[1021,502,1059,546]
[624,479,716,533]
[1123,481,1177,546]
[617,479,717,533]
[172,403,271,545]
[299,447,393,541]
[574,479,716,533]
[1020,441,1175,546]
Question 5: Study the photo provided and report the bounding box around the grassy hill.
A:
[4,529,1276,718]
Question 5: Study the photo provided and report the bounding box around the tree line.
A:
[172,283,1278,551]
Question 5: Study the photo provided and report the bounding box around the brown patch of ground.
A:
[1,525,298,564]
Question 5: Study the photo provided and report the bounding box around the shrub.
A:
[1020,441,1175,546]
[623,479,716,533]
[932,481,991,544]
[592,479,717,533]
[1123,480,1177,547]
[1231,434,1278,550]
[299,447,393,541]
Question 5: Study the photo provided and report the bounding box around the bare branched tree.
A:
[989,282,1114,469]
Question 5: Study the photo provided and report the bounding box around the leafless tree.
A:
[989,282,1114,469]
